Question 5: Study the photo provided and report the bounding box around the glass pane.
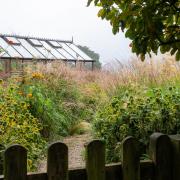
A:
[0,60,5,72]
[36,42,55,59]
[57,42,78,59]
[84,62,93,70]
[0,46,10,58]
[50,41,75,59]
[27,39,43,47]
[11,60,21,71]
[67,61,76,68]
[47,41,62,48]
[0,38,22,58]
[18,39,45,59]
[12,39,33,58]
[68,44,92,60]
[4,37,21,46]
[40,41,65,59]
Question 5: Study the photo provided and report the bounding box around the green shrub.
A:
[93,85,180,162]
[0,81,45,171]
[21,73,91,139]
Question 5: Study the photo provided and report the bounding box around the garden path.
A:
[38,133,92,172]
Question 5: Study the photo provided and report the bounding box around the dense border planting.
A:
[93,85,180,162]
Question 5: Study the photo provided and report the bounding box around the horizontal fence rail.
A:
[0,133,180,180]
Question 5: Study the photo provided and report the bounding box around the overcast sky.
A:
[0,0,134,64]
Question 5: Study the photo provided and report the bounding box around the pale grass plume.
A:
[26,56,180,92]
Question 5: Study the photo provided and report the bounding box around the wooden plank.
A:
[149,133,172,180]
[122,136,140,180]
[27,172,47,180]
[86,140,105,180]
[140,160,154,180]
[169,135,180,180]
[105,163,122,180]
[47,142,68,180]
[0,160,154,180]
[4,145,27,180]
[69,168,86,180]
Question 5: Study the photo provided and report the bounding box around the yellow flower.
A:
[32,72,44,79]
[18,91,23,95]
[27,93,33,98]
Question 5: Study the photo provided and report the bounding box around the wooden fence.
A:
[0,132,180,180]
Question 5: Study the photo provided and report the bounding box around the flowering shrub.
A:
[93,85,180,162]
[20,72,90,139]
[0,81,45,170]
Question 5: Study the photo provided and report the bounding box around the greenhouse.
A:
[0,34,94,77]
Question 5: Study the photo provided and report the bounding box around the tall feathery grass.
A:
[28,56,180,92]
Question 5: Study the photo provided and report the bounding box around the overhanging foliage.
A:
[87,0,180,60]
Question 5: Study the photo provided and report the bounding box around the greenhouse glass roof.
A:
[0,34,94,63]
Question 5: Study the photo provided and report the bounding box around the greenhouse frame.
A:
[0,34,95,76]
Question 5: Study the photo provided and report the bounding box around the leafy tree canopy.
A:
[78,45,102,69]
[87,0,180,60]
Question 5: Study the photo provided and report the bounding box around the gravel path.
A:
[38,133,92,172]
[64,133,92,168]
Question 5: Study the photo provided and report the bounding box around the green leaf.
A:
[170,48,178,55]
[87,0,93,6]
[160,45,170,54]
[98,9,106,19]
[88,0,180,61]
[94,0,99,5]
[140,54,145,61]
[125,29,135,39]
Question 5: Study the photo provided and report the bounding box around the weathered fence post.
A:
[169,135,180,180]
[122,136,140,180]
[47,142,68,180]
[85,140,105,180]
[149,133,172,180]
[4,145,27,180]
